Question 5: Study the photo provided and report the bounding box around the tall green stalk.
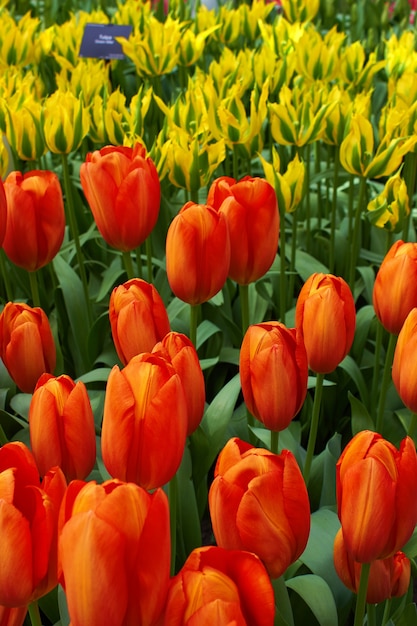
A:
[329,147,340,274]
[0,250,13,302]
[270,430,279,455]
[145,237,153,283]
[122,251,135,280]
[240,283,249,337]
[402,152,417,242]
[348,176,367,290]
[61,153,93,325]
[189,304,199,348]
[303,372,324,485]
[28,271,40,308]
[279,205,287,324]
[169,474,178,577]
[353,563,371,626]
[375,332,397,433]
[28,602,42,626]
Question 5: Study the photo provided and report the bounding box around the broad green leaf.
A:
[286,574,339,626]
[273,576,294,626]
[339,355,369,405]
[9,393,31,420]
[57,584,70,626]
[196,319,221,349]
[175,443,202,564]
[349,391,375,434]
[294,249,329,282]
[76,368,112,384]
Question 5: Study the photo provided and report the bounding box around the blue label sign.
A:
[79,23,133,60]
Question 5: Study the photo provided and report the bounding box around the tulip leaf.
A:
[95,259,125,302]
[9,393,31,420]
[348,391,375,434]
[286,574,339,626]
[339,355,369,405]
[57,584,70,626]
[294,250,329,282]
[176,443,202,562]
[196,319,221,350]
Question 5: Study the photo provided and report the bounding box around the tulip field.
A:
[1,0,417,624]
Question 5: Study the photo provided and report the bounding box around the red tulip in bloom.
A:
[101,352,188,490]
[373,240,417,334]
[80,143,160,252]
[334,528,410,604]
[109,278,170,365]
[152,331,205,435]
[163,545,275,626]
[2,170,65,271]
[0,606,27,626]
[59,479,170,626]
[392,308,417,412]
[165,201,230,305]
[207,175,279,285]
[239,321,308,431]
[295,272,356,373]
[29,373,96,482]
[0,302,56,393]
[336,430,417,563]
[208,437,311,578]
[0,178,7,247]
[0,442,66,607]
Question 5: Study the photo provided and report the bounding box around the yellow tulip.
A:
[179,25,220,67]
[296,27,344,82]
[367,171,409,233]
[43,90,90,154]
[260,149,305,213]
[339,43,386,91]
[4,95,45,161]
[281,0,320,23]
[0,11,40,69]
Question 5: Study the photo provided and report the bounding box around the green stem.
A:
[303,372,324,485]
[370,320,384,417]
[329,147,340,274]
[169,474,178,577]
[270,430,279,455]
[145,236,153,283]
[279,205,287,324]
[28,271,40,307]
[408,412,417,439]
[288,213,298,311]
[61,153,92,325]
[240,283,249,337]
[28,601,42,626]
[0,249,13,301]
[122,250,135,281]
[135,246,143,279]
[402,152,417,242]
[189,304,198,348]
[375,332,397,433]
[367,602,377,626]
[353,562,371,626]
[305,144,311,253]
[381,598,392,626]
[348,176,367,290]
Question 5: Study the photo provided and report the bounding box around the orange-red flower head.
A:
[392,307,417,412]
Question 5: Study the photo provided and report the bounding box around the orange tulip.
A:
[101,352,188,490]
[334,528,410,604]
[208,437,311,578]
[392,308,417,412]
[165,201,230,305]
[207,175,279,285]
[80,143,160,252]
[59,479,170,626]
[0,302,56,393]
[0,606,27,626]
[109,278,171,365]
[0,442,66,607]
[0,179,7,247]
[152,331,205,435]
[2,170,65,271]
[239,321,308,431]
[336,430,417,563]
[163,545,275,626]
[295,272,356,373]
[373,240,417,334]
[29,373,96,482]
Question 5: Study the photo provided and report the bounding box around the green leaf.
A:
[176,443,202,561]
[9,393,31,420]
[286,574,339,626]
[294,250,329,282]
[339,355,369,405]
[349,391,375,434]
[76,368,112,384]
[196,320,221,350]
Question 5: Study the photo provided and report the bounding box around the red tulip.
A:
[163,545,275,626]
[336,430,417,562]
[109,278,170,365]
[0,178,7,247]
[239,321,308,431]
[59,479,170,626]
[295,272,356,373]
[2,170,65,271]
[29,373,96,482]
[373,240,417,334]
[209,437,311,578]
[152,331,205,435]
[165,201,230,305]
[207,175,279,285]
[0,606,27,626]
[80,143,160,252]
[0,442,66,607]
[101,352,188,490]
[334,528,410,604]
[392,307,417,412]
[0,302,56,393]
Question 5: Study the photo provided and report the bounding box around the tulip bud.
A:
[0,302,56,393]
[0,442,66,607]
[101,352,188,490]
[207,175,279,285]
[209,438,311,579]
[29,373,96,482]
[43,90,89,154]
[166,201,230,305]
[152,331,205,435]
[295,272,356,373]
[164,545,275,626]
[336,430,417,562]
[109,278,170,366]
[334,529,411,604]
[392,307,417,412]
[240,321,308,431]
[80,143,160,252]
[0,605,27,626]
[373,240,417,334]
[3,170,65,272]
[59,480,170,626]
[367,171,409,233]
